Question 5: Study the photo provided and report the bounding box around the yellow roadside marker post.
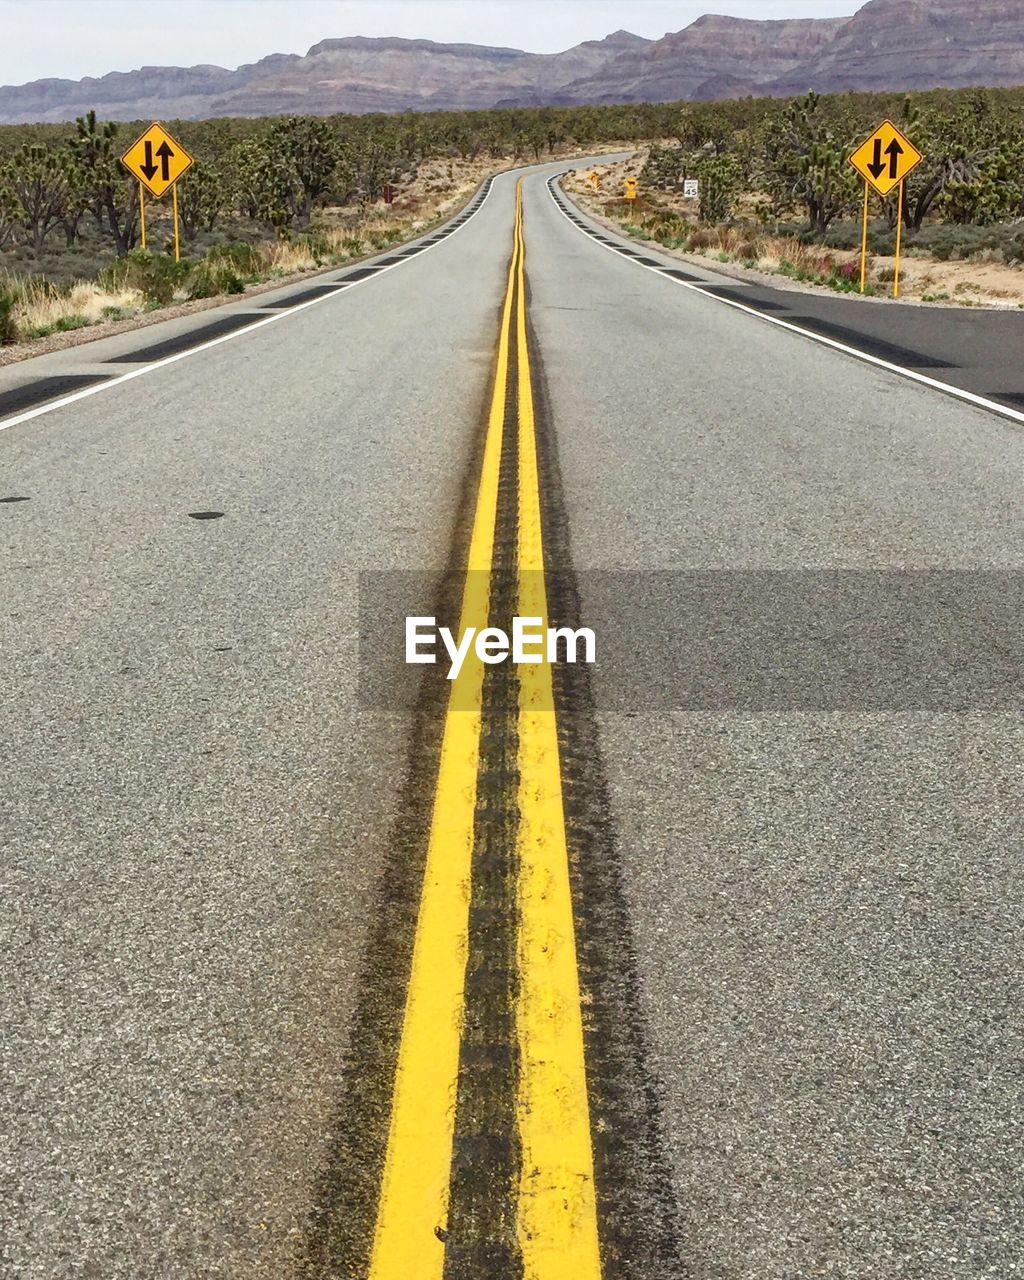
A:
[624,176,638,221]
[849,119,922,300]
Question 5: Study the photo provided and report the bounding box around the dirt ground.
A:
[563,156,1024,311]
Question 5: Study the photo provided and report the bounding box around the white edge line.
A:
[547,174,1024,429]
[0,174,504,435]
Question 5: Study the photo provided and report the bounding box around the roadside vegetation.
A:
[2,85,1024,343]
[0,103,662,345]
[576,87,1024,306]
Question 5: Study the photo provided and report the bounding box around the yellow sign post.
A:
[121,122,194,262]
[858,180,869,293]
[624,177,638,202]
[849,120,923,299]
[587,171,602,190]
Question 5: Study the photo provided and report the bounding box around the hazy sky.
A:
[1,0,856,86]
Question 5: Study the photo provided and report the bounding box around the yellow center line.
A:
[369,177,601,1280]
[513,182,603,1279]
[367,195,520,1280]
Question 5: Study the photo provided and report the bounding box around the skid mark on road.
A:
[367,180,601,1280]
[365,187,517,1280]
[0,374,111,417]
[302,171,682,1280]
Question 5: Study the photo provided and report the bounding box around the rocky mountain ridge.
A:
[0,0,1021,125]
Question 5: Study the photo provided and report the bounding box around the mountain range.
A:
[1,0,1022,125]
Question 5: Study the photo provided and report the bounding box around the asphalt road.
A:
[532,176,1024,1278]
[3,158,1024,1279]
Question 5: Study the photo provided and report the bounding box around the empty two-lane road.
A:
[3,160,1023,1280]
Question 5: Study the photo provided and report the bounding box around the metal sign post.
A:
[894,180,905,299]
[859,180,869,293]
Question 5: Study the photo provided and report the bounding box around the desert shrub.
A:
[1005,230,1024,264]
[826,260,865,293]
[103,250,191,304]
[644,211,689,242]
[207,241,264,277]
[0,286,18,342]
[188,260,244,299]
[866,229,898,256]
[297,230,331,264]
[905,223,1024,262]
[24,313,90,338]
[774,217,1024,263]
[686,227,715,251]
[184,242,263,297]
[819,221,867,251]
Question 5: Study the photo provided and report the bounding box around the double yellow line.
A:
[368,181,602,1279]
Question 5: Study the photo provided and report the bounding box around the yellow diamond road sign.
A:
[624,177,638,200]
[121,122,194,198]
[850,120,922,197]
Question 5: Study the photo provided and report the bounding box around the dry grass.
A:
[260,240,322,274]
[566,157,1024,307]
[7,277,144,337]
[618,216,853,279]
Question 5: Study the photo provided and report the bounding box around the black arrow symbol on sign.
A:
[140,140,159,181]
[156,141,174,182]
[867,138,887,180]
[885,138,904,179]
